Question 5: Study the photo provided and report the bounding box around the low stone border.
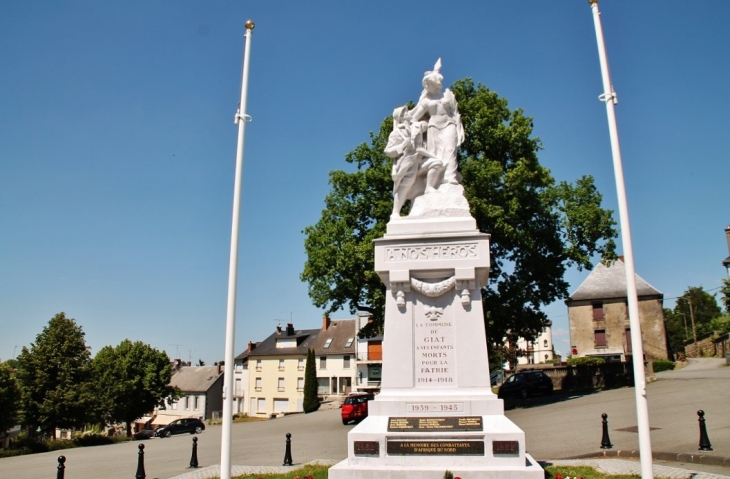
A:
[566,450,730,468]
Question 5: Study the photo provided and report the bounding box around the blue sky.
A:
[2,1,729,364]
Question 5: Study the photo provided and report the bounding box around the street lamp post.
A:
[220,19,255,479]
[587,1,654,477]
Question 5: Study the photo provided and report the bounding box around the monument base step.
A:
[328,452,544,479]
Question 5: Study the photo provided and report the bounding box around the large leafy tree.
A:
[16,313,95,438]
[92,339,180,436]
[674,286,722,338]
[0,362,21,434]
[302,78,617,347]
[720,279,730,313]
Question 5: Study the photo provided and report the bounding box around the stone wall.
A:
[684,333,730,358]
[515,363,634,390]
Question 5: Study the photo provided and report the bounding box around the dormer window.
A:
[323,338,333,349]
[344,337,354,348]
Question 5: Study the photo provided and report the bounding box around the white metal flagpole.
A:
[221,19,255,479]
[587,1,653,477]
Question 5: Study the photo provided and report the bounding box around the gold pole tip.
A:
[245,20,255,30]
[588,0,598,4]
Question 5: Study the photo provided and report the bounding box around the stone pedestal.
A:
[329,217,544,478]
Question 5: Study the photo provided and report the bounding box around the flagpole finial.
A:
[588,0,599,4]
[245,19,255,30]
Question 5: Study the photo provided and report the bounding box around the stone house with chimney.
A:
[155,365,224,425]
[314,316,357,398]
[567,258,669,362]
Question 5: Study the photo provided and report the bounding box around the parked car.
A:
[341,392,374,425]
[155,418,205,438]
[132,427,157,440]
[497,370,554,399]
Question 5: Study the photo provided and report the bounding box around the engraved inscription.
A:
[414,318,455,387]
[406,402,464,413]
[385,244,478,262]
[388,416,483,432]
[492,440,520,457]
[387,440,485,456]
[354,441,380,457]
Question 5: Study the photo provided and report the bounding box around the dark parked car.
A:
[497,370,554,399]
[341,392,374,425]
[133,427,157,440]
[155,418,205,438]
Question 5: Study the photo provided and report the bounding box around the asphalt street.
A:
[1,358,727,478]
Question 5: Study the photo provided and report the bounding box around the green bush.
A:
[47,439,77,451]
[652,359,675,373]
[0,447,32,458]
[567,356,606,367]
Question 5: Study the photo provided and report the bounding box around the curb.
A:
[564,450,730,468]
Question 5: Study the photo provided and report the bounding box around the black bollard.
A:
[698,410,713,451]
[600,413,613,449]
[135,443,146,479]
[282,432,293,466]
[56,455,66,479]
[189,436,199,468]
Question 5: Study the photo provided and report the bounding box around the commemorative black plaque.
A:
[387,440,485,456]
[387,416,483,432]
[492,440,519,457]
[354,441,380,457]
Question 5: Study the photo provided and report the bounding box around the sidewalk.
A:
[168,458,730,479]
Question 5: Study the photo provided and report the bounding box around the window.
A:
[345,337,354,348]
[595,329,607,348]
[278,359,285,371]
[543,339,548,348]
[320,356,327,369]
[592,302,604,320]
[194,396,199,410]
[297,377,304,391]
[256,359,262,371]
[255,377,262,392]
[298,358,304,370]
[278,378,285,392]
[343,355,351,369]
[323,338,333,349]
[170,400,177,410]
[184,397,190,410]
[625,328,632,353]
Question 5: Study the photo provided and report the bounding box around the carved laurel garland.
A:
[410,276,456,298]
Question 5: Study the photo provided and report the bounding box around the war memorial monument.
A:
[328,60,544,478]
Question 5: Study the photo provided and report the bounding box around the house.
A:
[313,316,357,398]
[354,313,383,393]
[515,320,555,365]
[155,365,224,425]
[566,258,669,362]
[246,323,319,416]
[232,341,259,415]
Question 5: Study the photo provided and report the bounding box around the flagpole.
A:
[588,1,653,477]
[221,19,255,479]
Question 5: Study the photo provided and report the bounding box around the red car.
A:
[341,392,374,425]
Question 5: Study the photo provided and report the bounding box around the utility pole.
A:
[688,296,698,346]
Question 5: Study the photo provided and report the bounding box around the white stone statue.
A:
[408,58,465,186]
[387,59,469,220]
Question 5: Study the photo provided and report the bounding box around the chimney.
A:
[725,225,730,254]
[286,322,295,336]
[322,314,331,331]
[276,324,282,334]
[618,255,625,262]
[248,341,256,352]
[217,363,222,375]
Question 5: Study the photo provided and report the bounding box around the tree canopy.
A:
[16,313,95,438]
[91,339,180,436]
[302,78,617,347]
[0,362,20,434]
[665,286,723,355]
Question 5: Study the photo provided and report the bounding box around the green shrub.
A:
[11,435,49,453]
[0,447,32,458]
[567,356,606,367]
[652,359,675,373]
[443,471,454,479]
[47,439,77,451]
[73,434,115,447]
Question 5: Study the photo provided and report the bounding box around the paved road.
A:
[2,358,727,478]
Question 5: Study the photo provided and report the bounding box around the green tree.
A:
[720,279,730,313]
[16,312,95,438]
[302,349,319,413]
[92,340,180,436]
[663,307,688,358]
[0,362,20,434]
[674,286,722,338]
[301,78,617,348]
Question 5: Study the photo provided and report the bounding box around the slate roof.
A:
[169,366,223,393]
[568,259,662,302]
[246,327,320,357]
[312,319,357,356]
